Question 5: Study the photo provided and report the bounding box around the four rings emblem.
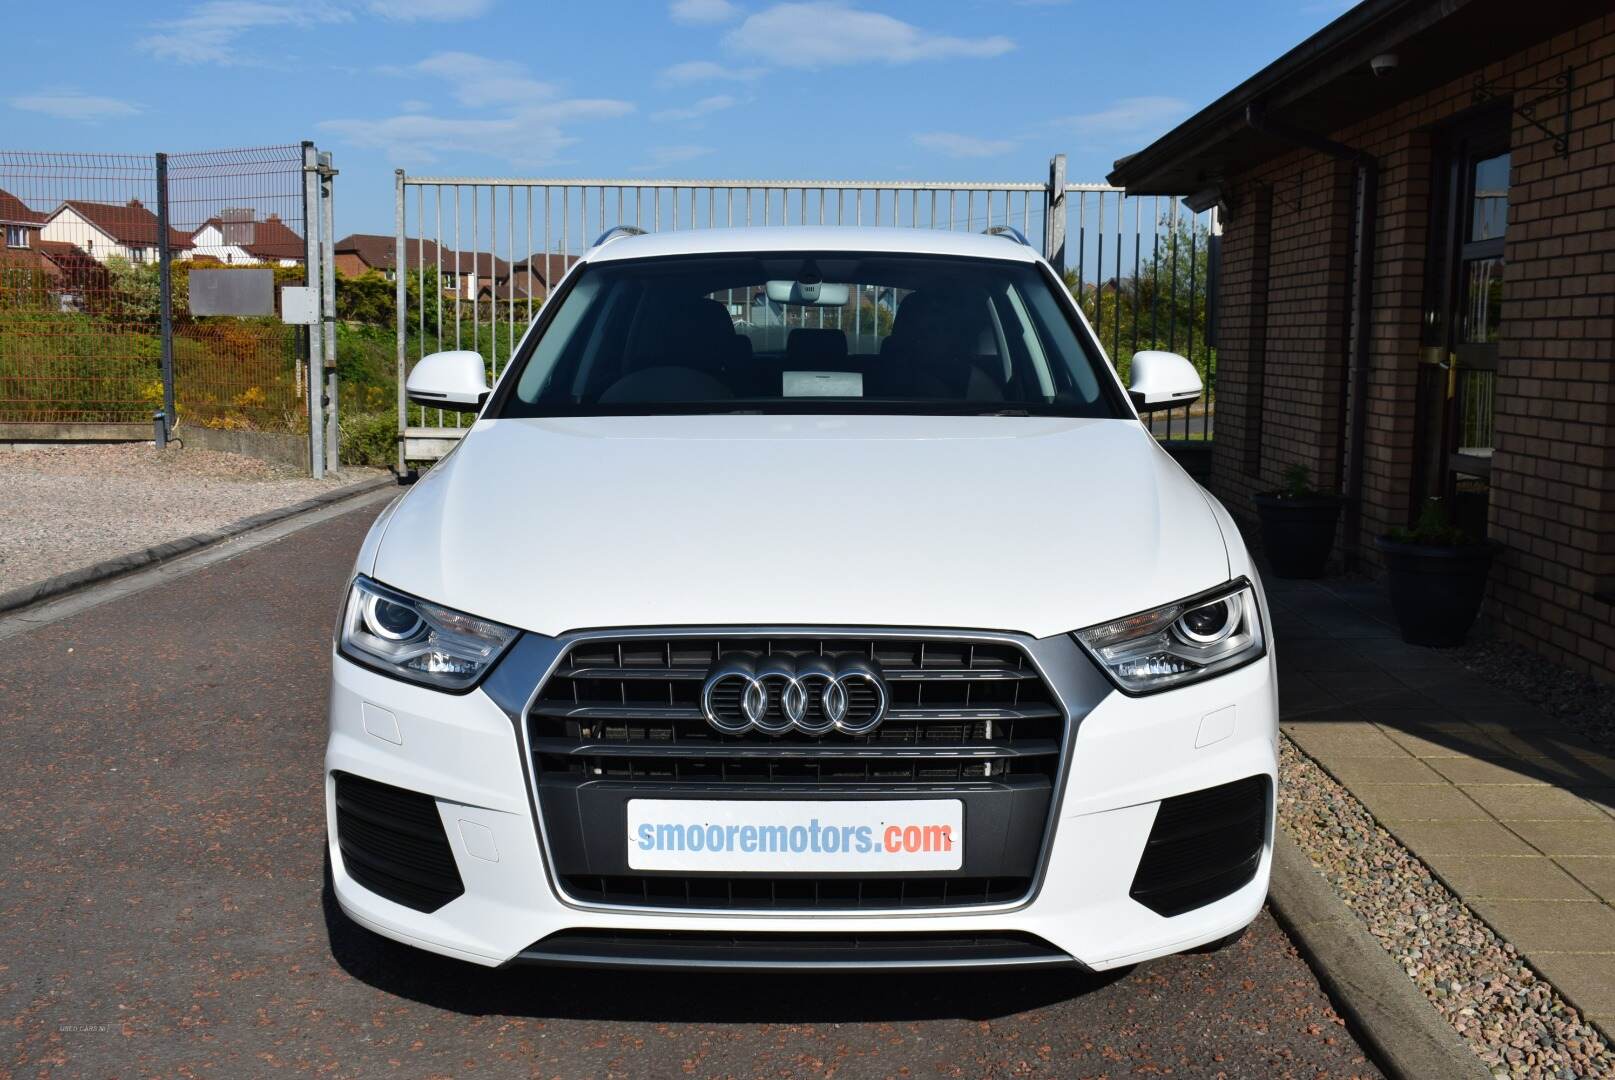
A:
[700,655,889,736]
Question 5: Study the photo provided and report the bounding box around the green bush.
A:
[0,307,159,422]
[337,271,395,325]
[340,409,398,467]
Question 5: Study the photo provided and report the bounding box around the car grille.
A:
[526,633,1066,911]
[530,635,1062,783]
[563,874,1031,910]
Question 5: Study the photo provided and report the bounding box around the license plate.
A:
[626,799,963,872]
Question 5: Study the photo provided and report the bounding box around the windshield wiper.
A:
[976,408,1031,416]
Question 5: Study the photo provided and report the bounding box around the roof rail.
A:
[983,225,1032,247]
[591,225,647,248]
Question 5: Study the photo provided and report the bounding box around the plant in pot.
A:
[1375,498,1495,647]
[1253,465,1344,579]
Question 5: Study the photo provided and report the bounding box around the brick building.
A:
[1111,0,1615,679]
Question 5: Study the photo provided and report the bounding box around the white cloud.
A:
[324,53,630,166]
[670,0,741,23]
[137,0,485,64]
[629,145,714,173]
[138,1,350,64]
[651,94,739,122]
[724,3,1012,69]
[659,59,765,84]
[413,52,557,106]
[1059,96,1188,141]
[912,132,1016,159]
[368,0,493,18]
[322,98,634,166]
[8,90,142,122]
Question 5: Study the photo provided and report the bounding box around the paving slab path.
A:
[0,502,1383,1078]
[1269,575,1615,1040]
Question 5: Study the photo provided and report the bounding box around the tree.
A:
[1066,216,1216,389]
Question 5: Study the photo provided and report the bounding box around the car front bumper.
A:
[325,624,1278,971]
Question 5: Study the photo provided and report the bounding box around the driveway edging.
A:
[0,474,396,616]
[1267,831,1492,1080]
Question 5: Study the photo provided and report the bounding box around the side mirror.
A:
[1127,350,1202,412]
[406,350,489,414]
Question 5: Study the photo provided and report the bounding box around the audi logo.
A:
[700,655,888,736]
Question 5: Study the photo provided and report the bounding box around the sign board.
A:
[280,286,318,325]
[189,268,275,317]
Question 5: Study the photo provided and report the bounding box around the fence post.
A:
[301,141,325,479]
[394,169,407,474]
[319,150,339,473]
[1205,204,1221,350]
[154,151,175,444]
[1045,154,1067,275]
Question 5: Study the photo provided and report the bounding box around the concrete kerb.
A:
[1267,831,1493,1080]
[0,474,397,616]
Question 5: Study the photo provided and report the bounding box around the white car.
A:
[326,226,1277,973]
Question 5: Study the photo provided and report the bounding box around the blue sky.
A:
[4,0,1353,236]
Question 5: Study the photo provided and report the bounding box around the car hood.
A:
[369,415,1230,640]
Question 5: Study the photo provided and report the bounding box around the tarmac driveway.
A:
[1,503,1380,1078]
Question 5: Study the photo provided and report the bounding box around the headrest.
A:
[786,327,849,365]
[632,296,741,373]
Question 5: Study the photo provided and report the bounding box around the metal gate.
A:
[394,155,1216,463]
[0,143,338,474]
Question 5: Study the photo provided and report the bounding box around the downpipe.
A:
[1244,104,1377,570]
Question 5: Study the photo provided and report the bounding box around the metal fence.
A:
[0,144,335,468]
[394,157,1217,462]
[1065,187,1218,443]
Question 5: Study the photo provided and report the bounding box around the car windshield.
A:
[494,251,1126,418]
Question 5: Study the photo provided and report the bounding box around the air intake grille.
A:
[334,772,464,914]
[527,633,1065,911]
[565,874,1030,910]
[530,635,1062,784]
[518,929,1073,970]
[1130,775,1269,917]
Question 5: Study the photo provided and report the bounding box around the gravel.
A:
[1450,637,1615,755]
[1279,735,1615,1080]
[0,443,384,593]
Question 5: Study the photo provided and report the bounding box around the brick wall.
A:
[1213,153,1355,509]
[1209,12,1615,678]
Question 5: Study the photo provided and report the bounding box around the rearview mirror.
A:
[406,350,489,414]
[765,280,851,306]
[1127,350,1202,413]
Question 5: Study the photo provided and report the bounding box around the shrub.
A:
[340,410,398,467]
[1390,497,1476,547]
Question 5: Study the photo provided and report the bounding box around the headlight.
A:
[338,575,518,691]
[1073,579,1265,694]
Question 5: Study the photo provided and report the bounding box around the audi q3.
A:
[326,225,1277,973]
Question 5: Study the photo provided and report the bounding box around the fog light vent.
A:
[1129,775,1268,917]
[334,772,465,913]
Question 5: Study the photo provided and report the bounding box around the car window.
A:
[501,251,1123,417]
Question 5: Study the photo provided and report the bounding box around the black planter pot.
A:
[1375,536,1495,647]
[1253,494,1344,579]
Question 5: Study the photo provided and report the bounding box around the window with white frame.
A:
[5,224,27,248]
